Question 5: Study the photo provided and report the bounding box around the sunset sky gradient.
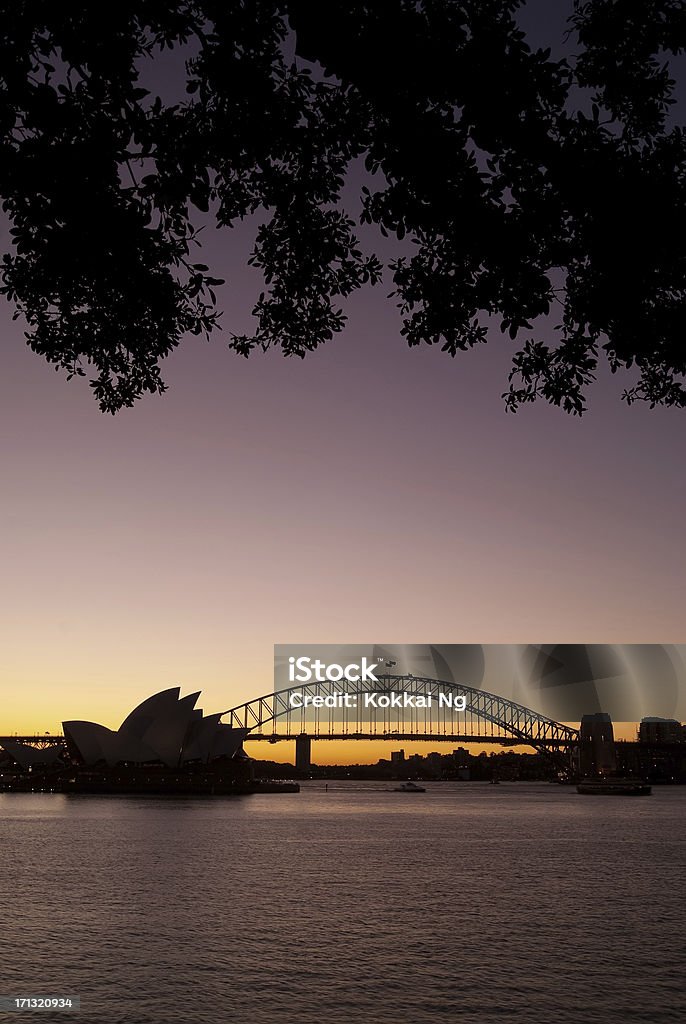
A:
[1,2,685,764]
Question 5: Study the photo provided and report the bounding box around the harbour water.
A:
[1,782,684,1024]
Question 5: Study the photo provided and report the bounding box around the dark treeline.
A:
[1,2,685,412]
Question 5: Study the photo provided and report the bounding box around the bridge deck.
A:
[0,736,64,746]
[243,732,570,745]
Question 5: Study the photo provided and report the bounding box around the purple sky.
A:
[2,219,685,738]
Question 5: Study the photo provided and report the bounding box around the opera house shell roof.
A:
[63,688,247,768]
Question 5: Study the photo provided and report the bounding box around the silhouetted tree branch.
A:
[1,1,685,412]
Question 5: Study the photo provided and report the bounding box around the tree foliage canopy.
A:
[1,0,685,412]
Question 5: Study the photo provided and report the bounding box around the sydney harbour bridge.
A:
[225,674,579,769]
[2,675,580,771]
[226,674,578,747]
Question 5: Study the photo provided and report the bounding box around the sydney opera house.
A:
[62,687,248,768]
[0,688,304,794]
[1,688,247,772]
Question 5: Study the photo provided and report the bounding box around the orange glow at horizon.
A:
[2,181,686,761]
[0,726,645,768]
[249,723,642,766]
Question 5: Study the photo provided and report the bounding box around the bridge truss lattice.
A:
[224,674,579,762]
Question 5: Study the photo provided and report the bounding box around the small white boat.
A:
[393,781,426,792]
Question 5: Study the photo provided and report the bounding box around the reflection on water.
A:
[1,783,684,1024]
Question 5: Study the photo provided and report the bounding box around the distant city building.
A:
[390,749,405,763]
[62,688,247,768]
[580,713,617,776]
[452,747,471,777]
[639,718,684,744]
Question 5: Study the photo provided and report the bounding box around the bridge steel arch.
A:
[223,674,579,763]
